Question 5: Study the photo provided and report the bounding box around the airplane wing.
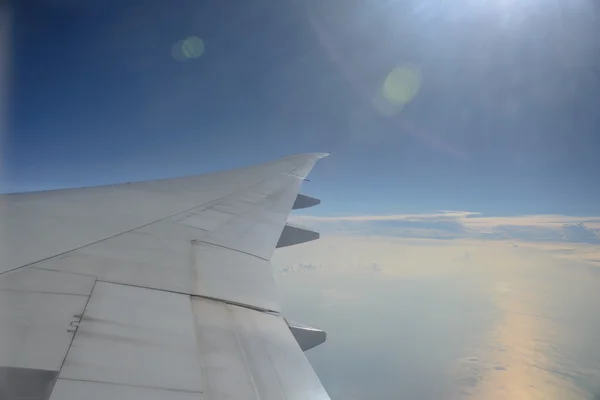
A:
[0,153,331,400]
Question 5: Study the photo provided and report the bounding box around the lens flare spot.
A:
[172,36,204,62]
[373,65,421,116]
[182,36,204,59]
[382,66,421,105]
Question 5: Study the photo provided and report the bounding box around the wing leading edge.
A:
[0,153,331,400]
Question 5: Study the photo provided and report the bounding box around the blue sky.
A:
[4,0,600,216]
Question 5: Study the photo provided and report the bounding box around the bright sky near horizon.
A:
[3,0,600,398]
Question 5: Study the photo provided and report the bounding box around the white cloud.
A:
[290,211,600,246]
[280,262,322,275]
[292,210,481,222]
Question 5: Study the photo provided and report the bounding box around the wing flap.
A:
[50,380,201,400]
[191,297,331,400]
[0,269,95,371]
[58,282,204,393]
[54,282,330,399]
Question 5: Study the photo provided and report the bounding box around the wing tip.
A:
[299,152,330,159]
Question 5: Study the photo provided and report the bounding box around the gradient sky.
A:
[4,0,600,216]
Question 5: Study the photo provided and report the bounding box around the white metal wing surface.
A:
[0,154,331,400]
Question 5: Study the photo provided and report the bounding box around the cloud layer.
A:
[290,211,600,247]
[276,212,600,398]
[273,235,600,399]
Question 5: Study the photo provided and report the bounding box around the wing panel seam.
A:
[53,278,98,395]
[95,279,279,314]
[232,314,261,400]
[190,239,269,261]
[55,377,204,394]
